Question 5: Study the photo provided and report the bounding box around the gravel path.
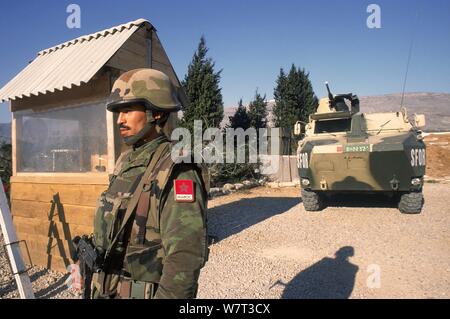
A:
[1,183,449,299]
[0,235,81,299]
[198,182,450,299]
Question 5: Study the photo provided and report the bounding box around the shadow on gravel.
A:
[0,268,50,297]
[273,246,358,299]
[29,269,49,282]
[0,279,17,297]
[0,269,68,298]
[324,193,398,209]
[35,273,70,299]
[208,196,300,243]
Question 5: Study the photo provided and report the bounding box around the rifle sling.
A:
[105,142,170,257]
[134,150,172,244]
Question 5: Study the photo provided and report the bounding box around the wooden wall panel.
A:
[18,233,73,258]
[121,32,147,56]
[13,216,93,238]
[11,174,109,185]
[21,249,70,272]
[106,48,148,72]
[105,29,149,72]
[12,200,95,227]
[11,182,105,206]
[11,181,101,270]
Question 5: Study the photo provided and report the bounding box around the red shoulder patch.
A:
[174,179,195,202]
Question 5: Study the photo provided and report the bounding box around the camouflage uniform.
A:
[91,69,208,299]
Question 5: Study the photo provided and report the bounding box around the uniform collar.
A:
[132,134,168,152]
[126,134,168,166]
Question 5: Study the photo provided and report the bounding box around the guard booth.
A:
[0,19,185,271]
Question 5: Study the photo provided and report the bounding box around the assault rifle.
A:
[72,235,104,298]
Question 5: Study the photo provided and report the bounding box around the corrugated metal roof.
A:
[0,18,152,102]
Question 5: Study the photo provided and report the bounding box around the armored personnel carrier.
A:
[294,83,426,214]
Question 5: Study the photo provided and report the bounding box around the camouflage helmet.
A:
[106,68,182,113]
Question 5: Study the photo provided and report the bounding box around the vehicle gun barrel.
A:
[325,81,334,101]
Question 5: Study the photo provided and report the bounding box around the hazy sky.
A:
[0,0,449,123]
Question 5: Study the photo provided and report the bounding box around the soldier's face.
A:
[117,104,147,138]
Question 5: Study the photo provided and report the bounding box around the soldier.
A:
[90,68,209,299]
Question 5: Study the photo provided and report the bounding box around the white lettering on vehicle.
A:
[410,148,426,167]
[297,152,309,169]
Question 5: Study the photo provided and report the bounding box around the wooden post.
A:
[106,108,116,175]
[146,37,152,68]
[11,111,19,176]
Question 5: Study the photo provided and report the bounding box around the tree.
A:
[211,97,263,186]
[248,90,268,130]
[297,69,318,124]
[273,68,289,128]
[181,36,224,133]
[229,99,250,130]
[273,64,318,127]
[0,142,12,198]
[225,90,267,181]
[273,64,318,153]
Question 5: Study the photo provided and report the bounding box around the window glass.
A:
[314,118,352,134]
[17,102,108,172]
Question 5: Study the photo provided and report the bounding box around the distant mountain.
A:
[0,123,11,144]
[359,93,450,132]
[222,92,450,132]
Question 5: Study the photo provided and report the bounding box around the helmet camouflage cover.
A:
[107,68,182,113]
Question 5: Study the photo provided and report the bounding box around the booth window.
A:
[16,102,108,173]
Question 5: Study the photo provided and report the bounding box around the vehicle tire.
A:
[301,188,324,211]
[398,191,423,214]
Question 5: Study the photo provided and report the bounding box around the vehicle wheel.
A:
[301,188,324,211]
[398,191,423,214]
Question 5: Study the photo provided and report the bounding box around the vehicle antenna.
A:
[400,11,421,109]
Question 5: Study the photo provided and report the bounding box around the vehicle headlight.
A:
[301,178,310,186]
[411,178,422,186]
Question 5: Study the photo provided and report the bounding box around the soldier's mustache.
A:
[119,124,131,130]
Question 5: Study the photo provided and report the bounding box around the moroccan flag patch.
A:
[174,179,195,202]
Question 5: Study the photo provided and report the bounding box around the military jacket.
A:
[92,135,208,298]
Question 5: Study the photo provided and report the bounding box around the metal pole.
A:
[0,178,35,299]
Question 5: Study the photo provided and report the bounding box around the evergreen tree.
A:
[0,142,12,198]
[212,95,264,186]
[181,36,224,133]
[298,70,318,122]
[273,68,288,128]
[273,64,318,153]
[248,90,268,130]
[229,99,250,130]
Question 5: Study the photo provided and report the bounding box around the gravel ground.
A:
[198,182,450,299]
[0,235,82,299]
[1,182,449,299]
